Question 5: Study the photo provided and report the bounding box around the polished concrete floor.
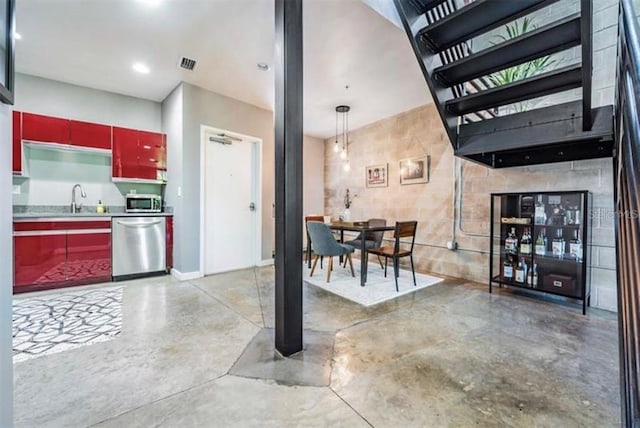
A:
[13,267,620,427]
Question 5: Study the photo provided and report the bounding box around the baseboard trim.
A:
[258,259,274,267]
[171,269,203,281]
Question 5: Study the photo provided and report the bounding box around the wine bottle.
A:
[515,261,525,283]
[505,227,518,255]
[532,264,538,288]
[535,195,547,225]
[535,229,546,256]
[520,227,532,255]
[569,229,583,261]
[552,228,566,259]
[503,257,513,281]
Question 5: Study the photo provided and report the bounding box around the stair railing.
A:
[614,0,640,425]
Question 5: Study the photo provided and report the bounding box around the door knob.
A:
[249,202,256,211]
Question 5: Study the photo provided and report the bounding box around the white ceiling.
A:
[16,0,431,138]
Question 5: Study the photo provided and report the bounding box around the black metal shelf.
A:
[491,275,585,300]
[490,191,590,314]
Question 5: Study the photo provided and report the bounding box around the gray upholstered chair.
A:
[343,218,387,268]
[307,221,355,282]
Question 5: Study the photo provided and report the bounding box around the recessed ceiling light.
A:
[132,62,150,74]
[257,63,270,71]
[14,32,21,40]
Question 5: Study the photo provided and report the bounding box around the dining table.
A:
[329,221,395,287]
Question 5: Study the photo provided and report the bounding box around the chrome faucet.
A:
[71,184,87,214]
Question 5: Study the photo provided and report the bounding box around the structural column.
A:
[274,0,303,356]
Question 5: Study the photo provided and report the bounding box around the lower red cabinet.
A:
[67,231,112,283]
[13,220,112,293]
[14,233,67,292]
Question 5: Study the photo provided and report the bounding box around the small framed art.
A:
[399,156,429,185]
[365,163,388,188]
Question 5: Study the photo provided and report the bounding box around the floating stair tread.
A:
[418,0,560,53]
[445,64,582,116]
[456,102,613,156]
[408,0,448,15]
[434,13,581,86]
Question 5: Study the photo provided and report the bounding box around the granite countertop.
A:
[13,205,173,219]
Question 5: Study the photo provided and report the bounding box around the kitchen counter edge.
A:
[14,212,174,220]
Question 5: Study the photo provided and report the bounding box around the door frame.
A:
[199,125,263,276]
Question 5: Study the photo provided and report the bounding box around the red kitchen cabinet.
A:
[67,231,112,283]
[14,233,67,292]
[14,220,112,293]
[138,130,164,180]
[112,127,167,182]
[166,216,173,270]
[112,127,140,179]
[70,120,112,150]
[22,112,70,145]
[12,110,21,174]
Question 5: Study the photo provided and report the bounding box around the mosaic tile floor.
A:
[13,286,123,363]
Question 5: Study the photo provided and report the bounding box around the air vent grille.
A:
[179,57,197,71]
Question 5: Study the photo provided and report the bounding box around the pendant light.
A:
[335,105,351,172]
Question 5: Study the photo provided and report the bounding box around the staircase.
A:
[393,0,614,168]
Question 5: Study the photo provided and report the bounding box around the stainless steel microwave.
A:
[125,194,162,213]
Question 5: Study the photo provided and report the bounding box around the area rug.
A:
[303,261,443,306]
[12,286,123,363]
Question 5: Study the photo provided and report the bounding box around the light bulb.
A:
[340,149,347,160]
[343,162,351,172]
[333,141,339,153]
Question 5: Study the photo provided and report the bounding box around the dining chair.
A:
[305,215,325,269]
[307,221,355,282]
[367,221,418,292]
[343,218,387,269]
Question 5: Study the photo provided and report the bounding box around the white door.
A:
[204,133,257,274]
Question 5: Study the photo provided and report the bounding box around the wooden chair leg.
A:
[410,254,416,286]
[377,255,384,269]
[347,253,355,277]
[384,257,388,277]
[327,257,333,282]
[310,255,319,277]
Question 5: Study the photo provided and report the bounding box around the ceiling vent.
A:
[179,57,197,71]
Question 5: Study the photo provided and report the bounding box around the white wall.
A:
[303,135,326,239]
[0,103,14,426]
[161,84,184,268]
[172,82,276,273]
[14,73,161,131]
[12,74,163,209]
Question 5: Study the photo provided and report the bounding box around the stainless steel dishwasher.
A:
[112,216,166,280]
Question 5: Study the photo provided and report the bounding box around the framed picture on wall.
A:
[365,163,388,188]
[0,0,14,105]
[399,156,430,185]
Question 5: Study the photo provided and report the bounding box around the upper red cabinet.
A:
[112,127,140,179]
[113,127,166,182]
[15,111,167,183]
[70,120,112,150]
[22,112,71,145]
[12,111,21,174]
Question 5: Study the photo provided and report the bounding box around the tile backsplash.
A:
[13,145,162,207]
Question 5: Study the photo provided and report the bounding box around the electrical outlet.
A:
[177,186,182,197]
[446,241,458,251]
[12,184,20,194]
